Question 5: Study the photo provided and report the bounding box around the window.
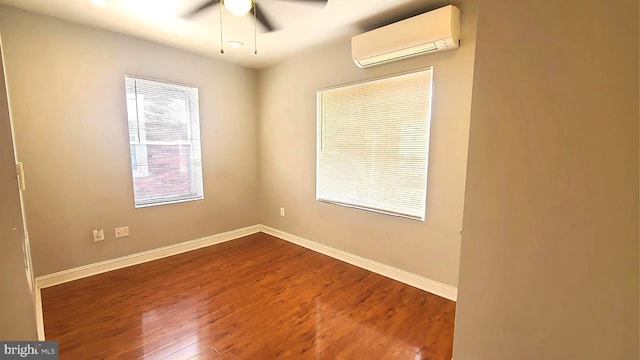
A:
[316,68,433,220]
[125,76,204,207]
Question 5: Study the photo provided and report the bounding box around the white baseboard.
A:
[260,225,458,301]
[35,225,261,289]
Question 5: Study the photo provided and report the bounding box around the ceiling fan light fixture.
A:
[227,41,244,48]
[223,0,252,16]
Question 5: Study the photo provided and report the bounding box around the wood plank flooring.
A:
[42,233,456,359]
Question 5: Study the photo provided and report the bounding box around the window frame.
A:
[315,67,434,221]
[124,75,204,208]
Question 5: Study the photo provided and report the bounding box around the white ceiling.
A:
[0,0,442,69]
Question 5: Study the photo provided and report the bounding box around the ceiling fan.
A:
[184,0,329,33]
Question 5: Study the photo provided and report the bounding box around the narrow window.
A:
[316,68,433,220]
[125,76,204,207]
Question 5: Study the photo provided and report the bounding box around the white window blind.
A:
[125,76,204,207]
[316,68,433,220]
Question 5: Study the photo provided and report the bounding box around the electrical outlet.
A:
[93,229,105,242]
[115,226,129,238]
[280,208,285,217]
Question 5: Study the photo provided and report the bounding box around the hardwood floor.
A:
[42,233,456,359]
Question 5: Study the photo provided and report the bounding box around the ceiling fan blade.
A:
[183,0,221,18]
[250,3,277,32]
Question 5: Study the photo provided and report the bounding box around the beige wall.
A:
[453,0,639,359]
[258,1,477,288]
[0,5,259,276]
[0,41,37,340]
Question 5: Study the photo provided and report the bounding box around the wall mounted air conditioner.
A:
[351,5,461,68]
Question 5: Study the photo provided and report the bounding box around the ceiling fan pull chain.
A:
[254,1,257,55]
[219,3,225,54]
